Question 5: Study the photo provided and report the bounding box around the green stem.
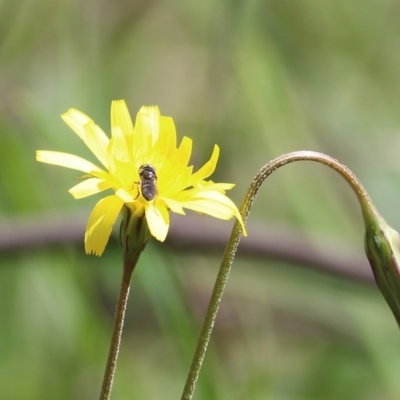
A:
[181,150,375,400]
[99,259,137,400]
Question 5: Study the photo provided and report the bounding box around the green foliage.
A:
[2,0,400,398]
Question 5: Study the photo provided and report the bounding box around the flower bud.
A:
[119,204,151,263]
[364,209,400,326]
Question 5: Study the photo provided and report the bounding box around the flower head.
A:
[36,100,246,256]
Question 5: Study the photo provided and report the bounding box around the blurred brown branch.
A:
[0,212,373,284]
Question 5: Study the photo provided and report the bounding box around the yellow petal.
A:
[36,151,104,174]
[158,158,193,195]
[111,100,134,138]
[195,181,235,193]
[178,190,247,235]
[69,178,114,199]
[161,197,186,214]
[190,145,219,183]
[176,136,192,166]
[85,195,124,256]
[154,116,177,158]
[62,109,110,166]
[135,106,161,145]
[145,203,169,242]
[83,121,110,168]
[115,187,136,203]
[180,192,237,219]
[105,144,134,188]
[161,116,177,157]
[111,100,135,167]
[108,126,131,163]
[61,108,92,140]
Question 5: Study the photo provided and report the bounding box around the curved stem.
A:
[181,150,376,400]
[99,259,136,400]
[242,151,375,224]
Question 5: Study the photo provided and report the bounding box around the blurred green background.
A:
[2,0,400,399]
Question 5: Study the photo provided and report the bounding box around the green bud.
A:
[364,209,400,326]
[119,204,151,264]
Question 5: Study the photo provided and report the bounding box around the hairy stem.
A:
[181,150,375,400]
[99,259,136,400]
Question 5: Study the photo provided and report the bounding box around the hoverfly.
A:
[138,164,158,201]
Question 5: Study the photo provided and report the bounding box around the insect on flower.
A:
[36,100,247,256]
[138,164,158,201]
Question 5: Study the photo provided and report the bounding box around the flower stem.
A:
[181,150,375,400]
[99,259,137,400]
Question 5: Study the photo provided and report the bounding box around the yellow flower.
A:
[36,100,247,256]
